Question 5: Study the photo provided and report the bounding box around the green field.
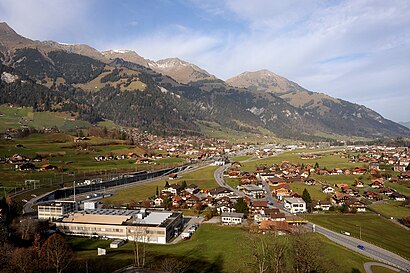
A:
[0,105,92,131]
[103,166,219,204]
[0,133,185,195]
[224,177,240,189]
[239,149,353,172]
[370,201,410,219]
[231,155,254,162]
[306,214,410,260]
[67,224,373,273]
[288,183,328,201]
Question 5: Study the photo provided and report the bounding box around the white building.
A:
[284,198,306,213]
[38,201,77,220]
[221,212,244,225]
[55,209,183,244]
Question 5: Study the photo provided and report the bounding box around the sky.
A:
[0,0,409,122]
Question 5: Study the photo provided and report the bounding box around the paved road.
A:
[309,223,410,271]
[363,262,401,273]
[215,152,410,272]
[213,163,244,197]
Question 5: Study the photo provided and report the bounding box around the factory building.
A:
[54,208,183,244]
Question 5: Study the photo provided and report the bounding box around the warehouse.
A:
[55,208,183,244]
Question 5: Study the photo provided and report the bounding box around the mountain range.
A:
[0,22,409,140]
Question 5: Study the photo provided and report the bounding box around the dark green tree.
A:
[155,186,159,196]
[234,198,248,215]
[164,181,170,188]
[314,162,319,169]
[181,180,187,189]
[302,188,312,212]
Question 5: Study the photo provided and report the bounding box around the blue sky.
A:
[0,0,409,122]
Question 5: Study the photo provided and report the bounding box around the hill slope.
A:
[1,22,409,139]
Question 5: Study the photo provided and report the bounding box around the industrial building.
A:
[37,201,77,220]
[54,209,183,244]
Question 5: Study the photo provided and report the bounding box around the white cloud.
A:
[0,0,92,41]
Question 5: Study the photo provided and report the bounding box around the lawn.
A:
[288,183,328,201]
[306,214,410,260]
[224,177,240,189]
[231,155,253,162]
[103,166,219,204]
[67,224,373,273]
[370,201,410,219]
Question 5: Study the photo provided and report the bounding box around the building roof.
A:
[63,213,131,225]
[284,197,305,204]
[243,184,263,191]
[221,212,244,218]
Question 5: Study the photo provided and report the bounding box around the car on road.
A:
[357,245,365,250]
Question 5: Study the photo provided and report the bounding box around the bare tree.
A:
[245,232,289,273]
[293,233,329,273]
[41,233,73,273]
[12,247,36,273]
[128,225,150,268]
[13,217,38,241]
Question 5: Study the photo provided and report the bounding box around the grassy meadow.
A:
[306,214,410,260]
[67,224,374,273]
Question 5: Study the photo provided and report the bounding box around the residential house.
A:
[242,184,265,198]
[389,192,407,201]
[209,187,233,199]
[168,173,178,180]
[284,198,306,213]
[267,177,287,187]
[250,200,268,214]
[254,208,286,223]
[345,198,366,212]
[364,191,379,200]
[354,180,364,188]
[185,184,200,194]
[259,220,291,235]
[312,201,331,211]
[272,184,291,200]
[162,184,183,195]
[332,192,351,205]
[322,185,335,194]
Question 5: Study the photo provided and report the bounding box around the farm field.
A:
[0,132,183,194]
[103,166,219,205]
[67,224,373,273]
[306,214,410,260]
[0,104,92,131]
[239,148,354,172]
[370,201,410,219]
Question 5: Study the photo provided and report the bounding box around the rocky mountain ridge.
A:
[1,22,409,139]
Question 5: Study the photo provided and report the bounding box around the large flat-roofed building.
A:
[54,209,183,244]
[38,201,77,220]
